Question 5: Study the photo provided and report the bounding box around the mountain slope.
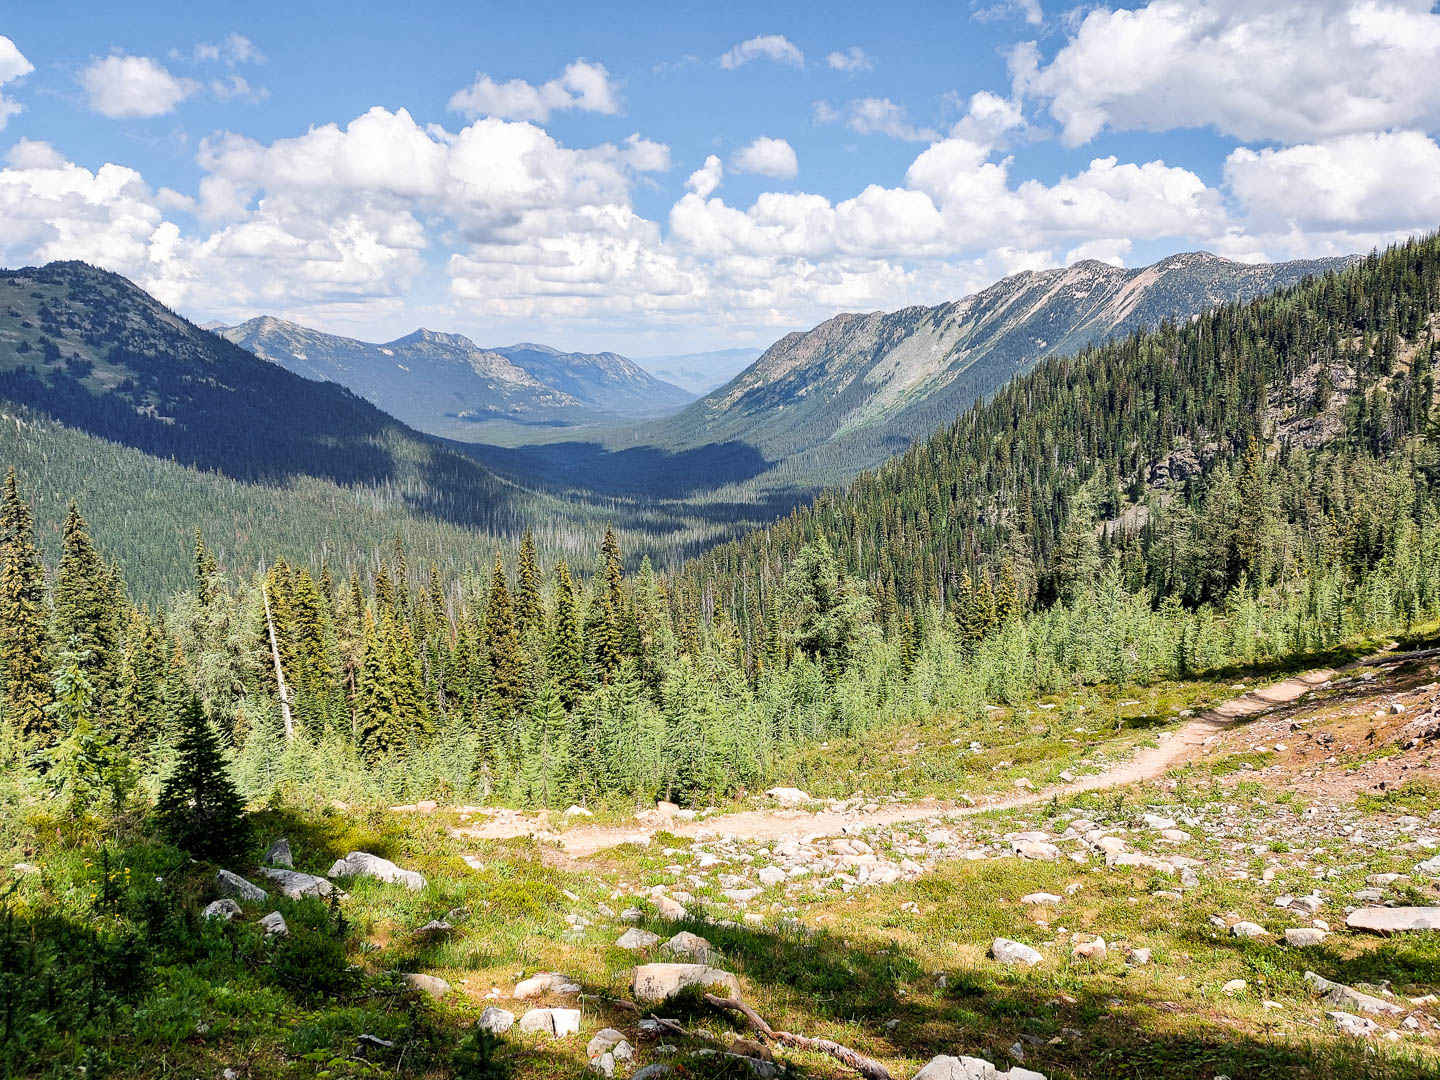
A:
[491,342,694,414]
[646,251,1355,477]
[675,236,1440,627]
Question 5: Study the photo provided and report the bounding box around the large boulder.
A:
[1346,906,1440,933]
[257,867,340,899]
[1304,971,1403,1016]
[216,869,267,901]
[328,852,426,891]
[632,963,740,1003]
[911,1055,1048,1080]
[477,1007,515,1034]
[663,931,713,962]
[764,788,811,806]
[518,1007,581,1037]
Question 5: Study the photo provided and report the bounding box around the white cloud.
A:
[826,46,872,72]
[687,155,724,198]
[211,74,268,103]
[732,137,798,179]
[1015,0,1440,145]
[720,35,804,70]
[449,59,620,122]
[819,97,940,141]
[974,0,1043,25]
[192,33,264,66]
[81,55,197,118]
[0,36,34,130]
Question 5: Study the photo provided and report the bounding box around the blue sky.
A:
[1,1,1438,355]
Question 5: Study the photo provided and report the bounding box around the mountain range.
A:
[638,251,1355,483]
[215,318,693,439]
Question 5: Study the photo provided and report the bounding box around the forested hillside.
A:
[1,236,1436,811]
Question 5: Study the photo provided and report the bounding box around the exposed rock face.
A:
[631,964,741,1003]
[215,869,267,902]
[327,852,426,891]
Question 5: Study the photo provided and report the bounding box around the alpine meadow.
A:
[3,6,1440,1080]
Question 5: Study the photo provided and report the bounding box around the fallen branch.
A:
[703,994,893,1080]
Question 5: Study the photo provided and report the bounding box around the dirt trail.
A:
[451,664,1347,857]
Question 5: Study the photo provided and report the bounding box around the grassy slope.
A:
[6,634,1440,1080]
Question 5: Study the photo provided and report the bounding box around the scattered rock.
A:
[653,895,687,920]
[1021,892,1062,906]
[215,869,267,902]
[1231,922,1267,939]
[588,1029,630,1059]
[631,963,741,1003]
[328,852,426,891]
[514,972,580,999]
[1347,906,1440,933]
[356,1034,394,1049]
[663,931,713,962]
[565,805,594,818]
[403,973,451,999]
[1011,840,1062,861]
[1222,979,1247,995]
[757,866,787,887]
[477,1007,515,1034]
[202,898,242,921]
[1329,1011,1379,1037]
[1304,971,1403,1015]
[1127,947,1152,967]
[260,911,288,938]
[416,919,453,934]
[616,928,661,950]
[764,788,811,806]
[256,867,339,900]
[263,838,293,868]
[991,938,1043,966]
[518,1007,582,1038]
[1284,928,1329,947]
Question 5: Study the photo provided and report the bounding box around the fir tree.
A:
[519,680,570,807]
[52,502,122,714]
[515,531,543,637]
[548,559,585,709]
[156,697,250,862]
[0,470,52,744]
[596,526,627,682]
[483,551,526,720]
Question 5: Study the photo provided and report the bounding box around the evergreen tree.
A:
[155,697,250,862]
[483,551,526,721]
[52,502,122,714]
[519,680,570,807]
[515,531,543,637]
[595,526,628,682]
[548,559,585,709]
[0,470,52,744]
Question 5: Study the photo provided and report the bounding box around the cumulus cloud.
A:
[817,97,940,141]
[0,36,33,130]
[732,137,798,179]
[81,55,197,118]
[1014,0,1440,145]
[720,35,804,70]
[449,59,620,122]
[826,46,872,72]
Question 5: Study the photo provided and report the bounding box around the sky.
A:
[0,0,1438,356]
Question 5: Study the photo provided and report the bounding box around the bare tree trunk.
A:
[263,582,295,743]
[703,995,893,1080]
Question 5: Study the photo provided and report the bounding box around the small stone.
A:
[1127,947,1152,966]
[1284,928,1328,947]
[1329,1011,1379,1037]
[259,911,288,937]
[653,895,687,920]
[1011,840,1062,861]
[663,931,712,962]
[1021,892,1063,906]
[588,1029,629,1058]
[203,898,242,921]
[514,972,580,999]
[477,1007,515,1033]
[757,867,787,887]
[616,928,661,950]
[356,1034,394,1049]
[1072,937,1107,962]
[1222,979,1247,995]
[1231,922,1267,939]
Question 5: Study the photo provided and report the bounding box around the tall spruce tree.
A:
[52,502,122,715]
[483,551,526,721]
[156,698,250,862]
[0,470,52,744]
[515,531,543,637]
[548,560,585,709]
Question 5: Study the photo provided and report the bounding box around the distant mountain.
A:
[0,261,532,526]
[216,317,580,435]
[633,348,763,395]
[490,342,694,414]
[644,251,1356,478]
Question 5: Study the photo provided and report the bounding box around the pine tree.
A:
[596,526,627,682]
[193,529,218,604]
[483,551,526,721]
[515,531,543,637]
[548,559,585,709]
[0,470,52,744]
[156,698,250,862]
[519,680,570,807]
[52,502,122,715]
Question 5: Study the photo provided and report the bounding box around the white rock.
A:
[263,838,293,868]
[757,867,787,887]
[653,895,687,920]
[1347,906,1440,933]
[1304,971,1403,1015]
[518,1008,581,1038]
[565,805,594,818]
[631,963,740,1003]
[477,1007,514,1033]
[990,938,1043,966]
[1071,937,1106,962]
[1011,840,1062,861]
[403,973,450,999]
[1222,979,1246,995]
[260,911,288,937]
[588,1028,629,1058]
[765,788,811,806]
[1328,1011,1378,1037]
[663,931,712,962]
[1142,814,1177,830]
[1020,892,1062,906]
[328,851,426,891]
[256,867,339,900]
[1284,928,1328,947]
[1127,947,1151,967]
[514,972,580,999]
[1231,922,1267,939]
